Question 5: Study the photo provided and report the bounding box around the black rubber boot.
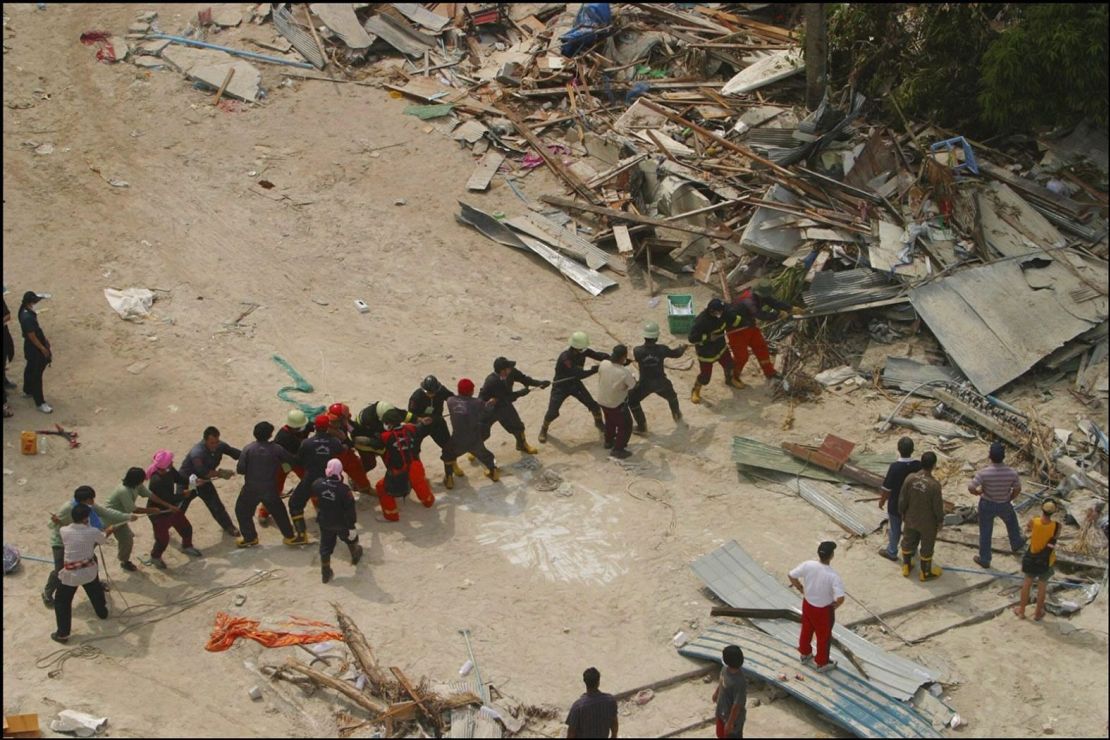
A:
[347,538,363,565]
[321,557,333,584]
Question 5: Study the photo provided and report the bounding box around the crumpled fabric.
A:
[205,612,344,652]
[521,144,571,170]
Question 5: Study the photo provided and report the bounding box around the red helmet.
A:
[314,414,331,432]
[328,402,350,418]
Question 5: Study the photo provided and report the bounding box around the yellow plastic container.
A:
[21,431,38,455]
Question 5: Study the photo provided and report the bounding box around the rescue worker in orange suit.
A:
[288,414,346,544]
[327,403,372,496]
[479,357,548,455]
[538,331,609,444]
[726,280,793,387]
[688,298,742,404]
[408,375,465,490]
[258,409,310,528]
[374,407,435,522]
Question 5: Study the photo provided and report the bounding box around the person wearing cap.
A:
[51,503,111,644]
[257,409,311,527]
[898,451,945,581]
[539,332,610,444]
[313,458,362,583]
[878,437,922,562]
[289,414,347,544]
[596,344,637,459]
[479,356,548,455]
[565,666,618,738]
[725,280,793,387]
[145,450,201,569]
[788,541,845,672]
[711,644,746,739]
[178,426,242,538]
[234,421,300,547]
[447,378,499,481]
[1015,499,1060,621]
[968,441,1026,568]
[18,290,52,413]
[627,321,687,432]
[408,375,465,490]
[688,298,742,404]
[374,407,435,521]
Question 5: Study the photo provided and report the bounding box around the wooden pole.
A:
[212,67,236,105]
[283,660,390,715]
[333,603,391,694]
[804,4,827,110]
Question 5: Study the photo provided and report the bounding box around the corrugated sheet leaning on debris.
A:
[792,478,888,536]
[691,540,938,702]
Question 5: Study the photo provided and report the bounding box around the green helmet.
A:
[569,331,589,350]
[287,409,308,429]
[753,279,774,297]
[642,321,660,339]
[376,401,395,420]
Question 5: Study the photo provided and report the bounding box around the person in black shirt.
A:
[178,426,241,537]
[408,375,464,489]
[313,458,362,583]
[234,421,298,546]
[628,321,688,432]
[565,667,618,739]
[539,331,609,444]
[18,291,52,413]
[145,450,200,569]
[878,437,922,562]
[689,298,741,404]
[479,357,548,455]
[289,415,346,543]
[258,409,311,527]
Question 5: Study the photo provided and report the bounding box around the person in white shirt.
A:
[596,345,637,460]
[52,503,112,643]
[788,541,845,672]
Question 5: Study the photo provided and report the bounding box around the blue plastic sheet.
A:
[560,3,612,57]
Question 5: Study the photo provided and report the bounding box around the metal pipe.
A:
[145,33,315,69]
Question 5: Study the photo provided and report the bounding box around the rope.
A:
[36,569,281,678]
[272,354,326,418]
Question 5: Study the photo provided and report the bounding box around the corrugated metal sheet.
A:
[909,254,1107,394]
[505,213,624,273]
[680,622,941,738]
[273,4,326,69]
[732,437,892,482]
[803,269,905,313]
[364,12,435,58]
[889,416,976,439]
[739,184,803,259]
[447,679,501,739]
[881,356,963,397]
[691,541,938,701]
[794,479,887,536]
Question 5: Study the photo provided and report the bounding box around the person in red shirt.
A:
[374,408,435,521]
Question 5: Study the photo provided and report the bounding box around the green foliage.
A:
[979,4,1109,131]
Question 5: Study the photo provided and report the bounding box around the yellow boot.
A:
[515,433,539,455]
[728,372,747,389]
[919,558,943,581]
[451,459,466,477]
[900,549,913,578]
[467,453,477,464]
[691,382,703,404]
[484,466,500,482]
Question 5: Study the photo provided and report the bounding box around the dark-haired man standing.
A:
[565,667,618,738]
[235,421,298,546]
[179,426,241,537]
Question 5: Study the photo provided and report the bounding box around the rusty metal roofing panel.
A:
[794,479,887,536]
[732,437,893,483]
[680,622,941,738]
[881,356,963,397]
[691,540,938,701]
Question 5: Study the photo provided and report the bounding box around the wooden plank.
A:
[499,106,601,204]
[390,666,444,731]
[613,224,634,255]
[540,194,731,239]
[465,151,505,191]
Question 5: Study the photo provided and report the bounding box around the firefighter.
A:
[726,280,792,386]
[352,400,395,471]
[539,331,609,444]
[447,378,499,481]
[479,357,549,455]
[327,402,372,495]
[313,459,362,584]
[374,407,435,522]
[288,414,346,544]
[258,409,310,527]
[408,375,465,490]
[688,298,741,404]
[628,321,687,432]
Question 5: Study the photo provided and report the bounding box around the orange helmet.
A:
[328,402,350,418]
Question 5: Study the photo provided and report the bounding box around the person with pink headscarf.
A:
[311,458,362,583]
[145,449,201,568]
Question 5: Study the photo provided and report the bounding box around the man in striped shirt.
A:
[565,667,618,738]
[52,503,111,643]
[968,442,1026,568]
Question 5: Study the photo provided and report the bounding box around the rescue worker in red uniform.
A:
[726,280,792,386]
[374,407,435,521]
[258,409,310,527]
[407,375,465,490]
[688,298,742,404]
[327,402,372,495]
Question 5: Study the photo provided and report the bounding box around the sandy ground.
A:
[3,4,1108,738]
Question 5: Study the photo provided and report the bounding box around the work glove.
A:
[188,474,199,490]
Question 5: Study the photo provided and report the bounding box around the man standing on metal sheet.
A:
[479,356,548,454]
[878,437,922,562]
[788,540,845,673]
[374,407,435,521]
[234,421,299,548]
[447,378,499,481]
[258,409,310,527]
[688,298,742,404]
[408,375,465,489]
[539,332,609,444]
[178,426,241,537]
[327,402,373,496]
[313,458,362,584]
[596,344,637,460]
[289,414,347,544]
[726,280,793,387]
[627,321,687,432]
[899,451,945,581]
[712,645,747,739]
[968,441,1026,568]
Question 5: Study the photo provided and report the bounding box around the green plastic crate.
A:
[666,294,695,335]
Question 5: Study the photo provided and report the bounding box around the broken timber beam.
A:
[844,577,1004,628]
[284,659,390,715]
[390,666,444,731]
[333,603,391,694]
[780,442,886,489]
[540,195,731,239]
[611,666,717,702]
[498,106,601,204]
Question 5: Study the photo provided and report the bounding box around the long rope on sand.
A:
[272,354,326,418]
